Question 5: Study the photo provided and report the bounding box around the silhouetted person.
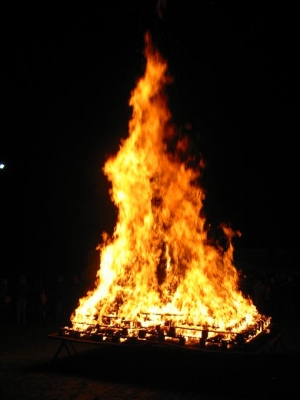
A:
[65,274,83,319]
[0,278,12,324]
[15,274,29,324]
[39,288,48,320]
[253,278,265,312]
[53,274,66,325]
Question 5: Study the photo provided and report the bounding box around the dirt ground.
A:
[0,319,299,400]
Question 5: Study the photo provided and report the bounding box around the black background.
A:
[1,1,299,277]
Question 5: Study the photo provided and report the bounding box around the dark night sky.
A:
[1,1,299,276]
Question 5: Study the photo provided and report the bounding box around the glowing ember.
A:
[71,34,268,342]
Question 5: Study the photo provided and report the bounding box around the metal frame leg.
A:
[270,337,288,355]
[52,340,77,361]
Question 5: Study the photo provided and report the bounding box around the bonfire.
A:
[70,34,269,345]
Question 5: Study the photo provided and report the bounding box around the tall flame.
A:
[72,34,260,333]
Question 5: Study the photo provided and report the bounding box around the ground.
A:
[0,319,299,400]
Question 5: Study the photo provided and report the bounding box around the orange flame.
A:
[71,34,262,335]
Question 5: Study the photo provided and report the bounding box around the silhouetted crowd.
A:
[240,269,300,320]
[0,268,299,327]
[0,270,88,327]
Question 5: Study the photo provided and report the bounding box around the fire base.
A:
[49,319,284,355]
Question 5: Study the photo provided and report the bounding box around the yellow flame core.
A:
[72,34,260,333]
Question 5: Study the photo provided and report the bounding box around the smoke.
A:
[156,0,167,19]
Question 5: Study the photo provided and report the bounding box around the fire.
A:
[71,34,265,340]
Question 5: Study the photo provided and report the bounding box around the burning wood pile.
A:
[59,312,271,352]
[58,34,272,352]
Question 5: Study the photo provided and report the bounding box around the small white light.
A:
[0,164,5,169]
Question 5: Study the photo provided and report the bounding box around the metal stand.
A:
[269,335,288,354]
[49,336,78,361]
[47,326,288,361]
[257,331,288,354]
